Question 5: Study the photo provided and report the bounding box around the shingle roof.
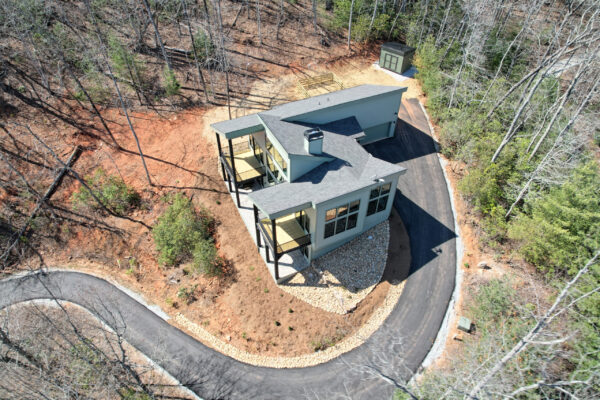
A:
[248,123,405,218]
[212,84,408,218]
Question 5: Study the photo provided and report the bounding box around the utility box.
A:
[379,42,416,74]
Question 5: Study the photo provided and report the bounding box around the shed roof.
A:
[381,42,416,56]
[262,84,406,120]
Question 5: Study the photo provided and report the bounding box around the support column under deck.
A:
[253,205,261,249]
[228,138,241,207]
[272,218,279,281]
[215,133,226,181]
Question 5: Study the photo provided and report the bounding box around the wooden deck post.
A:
[253,205,261,248]
[228,138,241,207]
[215,133,226,181]
[272,218,279,280]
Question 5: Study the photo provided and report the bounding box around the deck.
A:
[260,214,311,254]
[222,149,266,183]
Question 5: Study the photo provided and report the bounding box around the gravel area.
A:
[280,222,390,314]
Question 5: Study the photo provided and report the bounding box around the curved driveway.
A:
[0,99,456,399]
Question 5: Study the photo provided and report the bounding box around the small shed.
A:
[379,42,416,74]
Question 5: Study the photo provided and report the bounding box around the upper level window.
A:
[324,200,360,239]
[266,136,287,176]
[367,183,391,216]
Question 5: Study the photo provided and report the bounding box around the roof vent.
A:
[304,128,323,155]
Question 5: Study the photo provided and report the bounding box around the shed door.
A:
[383,53,399,71]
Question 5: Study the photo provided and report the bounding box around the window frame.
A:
[367,182,392,217]
[323,200,361,239]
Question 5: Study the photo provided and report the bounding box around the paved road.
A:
[0,99,456,399]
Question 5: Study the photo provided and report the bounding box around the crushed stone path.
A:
[0,99,456,399]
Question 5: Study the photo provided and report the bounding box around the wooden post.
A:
[253,205,261,248]
[272,218,279,280]
[228,138,241,207]
[216,133,226,181]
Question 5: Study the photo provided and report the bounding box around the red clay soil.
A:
[7,101,396,357]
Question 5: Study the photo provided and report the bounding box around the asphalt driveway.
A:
[0,99,456,399]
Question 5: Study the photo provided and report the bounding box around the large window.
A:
[324,200,360,239]
[367,183,391,216]
[265,136,287,176]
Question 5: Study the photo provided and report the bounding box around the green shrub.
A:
[192,31,216,65]
[163,67,180,96]
[177,284,198,305]
[152,194,213,266]
[192,239,225,276]
[469,277,516,326]
[71,168,140,215]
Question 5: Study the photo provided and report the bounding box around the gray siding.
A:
[290,91,403,137]
[289,154,327,181]
[309,174,400,260]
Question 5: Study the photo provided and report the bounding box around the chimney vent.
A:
[304,128,323,155]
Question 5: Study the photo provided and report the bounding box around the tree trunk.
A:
[141,0,172,70]
[368,0,379,35]
[469,252,600,398]
[181,0,210,103]
[348,0,355,51]
[312,0,318,34]
[276,0,284,40]
[256,0,262,46]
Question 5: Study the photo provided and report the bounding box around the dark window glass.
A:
[347,213,358,229]
[338,204,348,217]
[336,218,347,234]
[381,183,391,195]
[370,187,380,199]
[349,200,360,212]
[377,195,388,212]
[367,200,378,216]
[324,222,335,238]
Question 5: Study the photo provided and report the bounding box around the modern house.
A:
[211,85,407,282]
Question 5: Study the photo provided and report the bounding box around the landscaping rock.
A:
[279,222,390,314]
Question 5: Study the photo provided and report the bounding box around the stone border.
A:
[410,102,464,380]
[37,264,406,369]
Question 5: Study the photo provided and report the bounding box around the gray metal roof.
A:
[262,85,406,120]
[210,113,262,137]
